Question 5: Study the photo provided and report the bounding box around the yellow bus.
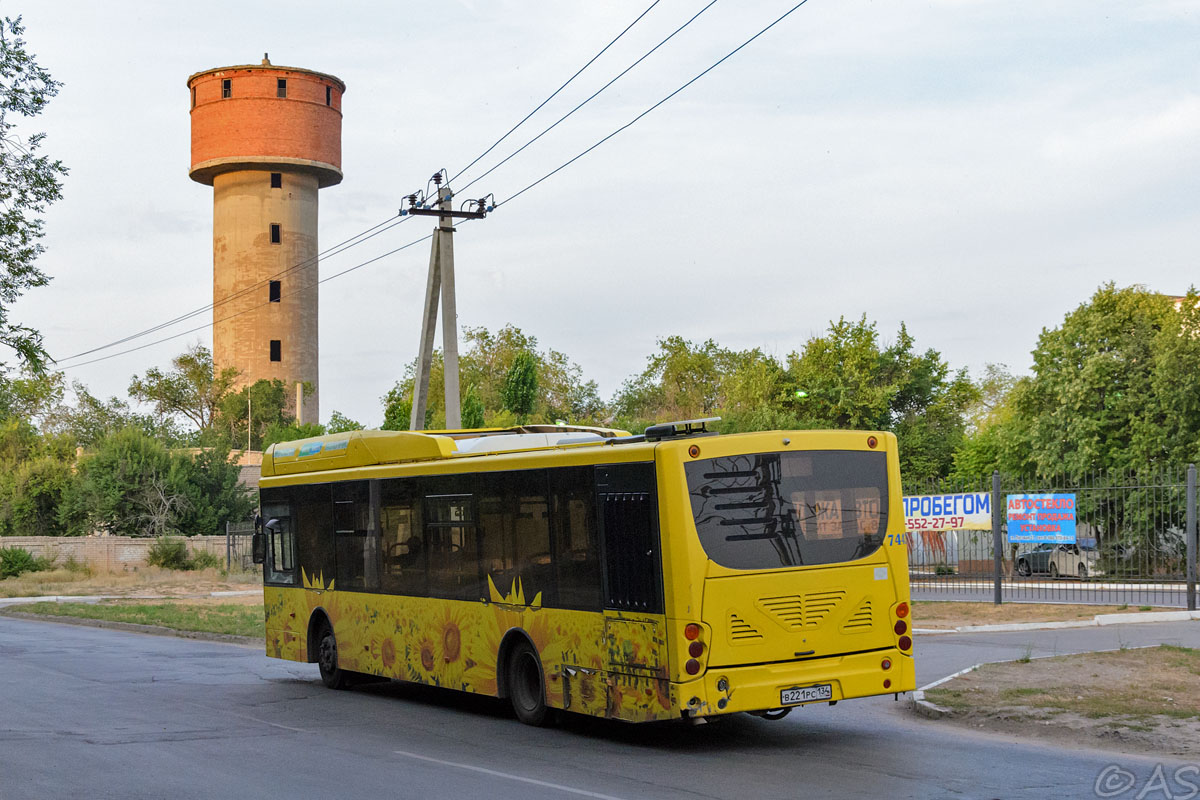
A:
[253,420,914,725]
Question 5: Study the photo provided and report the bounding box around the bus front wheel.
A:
[317,623,349,690]
[507,641,548,726]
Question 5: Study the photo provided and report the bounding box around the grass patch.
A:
[924,645,1200,756]
[11,600,265,638]
[0,565,261,598]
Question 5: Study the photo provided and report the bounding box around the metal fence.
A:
[225,521,257,573]
[906,466,1199,608]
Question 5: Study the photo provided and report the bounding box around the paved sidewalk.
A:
[0,589,261,608]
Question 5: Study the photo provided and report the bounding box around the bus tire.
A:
[507,641,548,726]
[317,623,349,690]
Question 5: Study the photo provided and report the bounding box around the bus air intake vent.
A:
[728,613,763,642]
[841,600,874,632]
[757,590,846,630]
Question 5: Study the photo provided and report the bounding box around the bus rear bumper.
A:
[677,648,915,718]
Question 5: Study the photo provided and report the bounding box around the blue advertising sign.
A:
[902,492,991,532]
[1006,493,1077,544]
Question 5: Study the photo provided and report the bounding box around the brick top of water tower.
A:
[187,56,345,187]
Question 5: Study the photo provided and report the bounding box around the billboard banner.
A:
[902,492,992,532]
[1006,493,1077,544]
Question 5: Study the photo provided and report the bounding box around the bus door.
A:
[596,463,671,720]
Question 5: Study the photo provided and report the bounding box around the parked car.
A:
[1016,542,1104,579]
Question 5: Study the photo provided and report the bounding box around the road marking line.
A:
[393,749,632,800]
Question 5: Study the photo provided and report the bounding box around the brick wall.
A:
[1,536,232,573]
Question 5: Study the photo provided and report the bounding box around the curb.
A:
[914,609,1199,635]
[0,608,263,647]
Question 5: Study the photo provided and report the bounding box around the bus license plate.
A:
[780,684,833,705]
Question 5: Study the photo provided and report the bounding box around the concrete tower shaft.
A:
[187,59,344,426]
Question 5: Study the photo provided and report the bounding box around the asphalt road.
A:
[1,616,1198,800]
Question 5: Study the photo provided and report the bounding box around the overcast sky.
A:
[10,0,1200,427]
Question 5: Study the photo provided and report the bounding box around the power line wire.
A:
[457,0,718,197]
[59,231,435,371]
[54,213,411,365]
[497,0,812,210]
[446,0,662,187]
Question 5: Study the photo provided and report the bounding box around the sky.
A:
[8,0,1200,428]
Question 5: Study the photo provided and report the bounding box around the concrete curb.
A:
[0,609,263,647]
[914,609,1199,635]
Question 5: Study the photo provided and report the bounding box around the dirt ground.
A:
[913,602,1170,629]
[0,566,261,599]
[924,646,1200,757]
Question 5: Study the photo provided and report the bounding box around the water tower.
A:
[187,55,345,425]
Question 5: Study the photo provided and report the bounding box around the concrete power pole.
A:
[406,172,490,430]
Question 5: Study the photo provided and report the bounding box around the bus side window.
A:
[333,481,378,591]
[296,484,334,587]
[381,478,425,596]
[425,489,482,601]
[477,470,555,604]
[260,493,297,586]
[551,466,601,610]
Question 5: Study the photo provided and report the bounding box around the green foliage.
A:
[145,536,191,570]
[189,549,222,570]
[0,16,68,371]
[218,379,292,450]
[0,546,52,578]
[383,325,604,430]
[128,344,240,432]
[326,410,363,434]
[166,439,254,536]
[145,537,223,571]
[63,427,173,537]
[461,385,485,429]
[3,454,72,535]
[501,350,539,420]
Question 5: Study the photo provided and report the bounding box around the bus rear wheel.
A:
[317,623,349,690]
[507,641,548,726]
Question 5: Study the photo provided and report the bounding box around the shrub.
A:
[189,550,222,571]
[145,536,191,570]
[61,554,93,576]
[0,546,53,579]
[934,563,956,576]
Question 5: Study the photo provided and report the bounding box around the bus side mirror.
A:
[253,518,280,565]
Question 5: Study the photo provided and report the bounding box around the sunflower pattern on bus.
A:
[263,571,676,722]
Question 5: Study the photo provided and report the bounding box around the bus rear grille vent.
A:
[757,590,846,629]
[729,613,763,642]
[842,600,873,631]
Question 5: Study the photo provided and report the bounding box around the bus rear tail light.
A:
[883,679,892,689]
[881,658,892,671]
[867,436,878,449]
[898,635,912,651]
[685,659,701,675]
[688,641,704,658]
[895,602,909,618]
[684,623,702,640]
[894,620,907,635]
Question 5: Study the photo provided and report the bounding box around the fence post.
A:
[992,470,1003,605]
[1188,464,1196,612]
[226,521,231,572]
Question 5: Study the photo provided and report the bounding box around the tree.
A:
[217,379,291,450]
[461,385,485,429]
[128,344,239,432]
[166,439,254,536]
[326,410,363,434]
[1011,284,1171,476]
[63,427,173,537]
[0,16,67,371]
[501,350,539,421]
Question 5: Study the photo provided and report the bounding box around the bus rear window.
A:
[685,451,887,569]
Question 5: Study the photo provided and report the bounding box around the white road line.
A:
[393,750,632,800]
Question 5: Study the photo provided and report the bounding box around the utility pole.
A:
[404,171,491,430]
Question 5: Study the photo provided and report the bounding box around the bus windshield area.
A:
[685,450,888,569]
